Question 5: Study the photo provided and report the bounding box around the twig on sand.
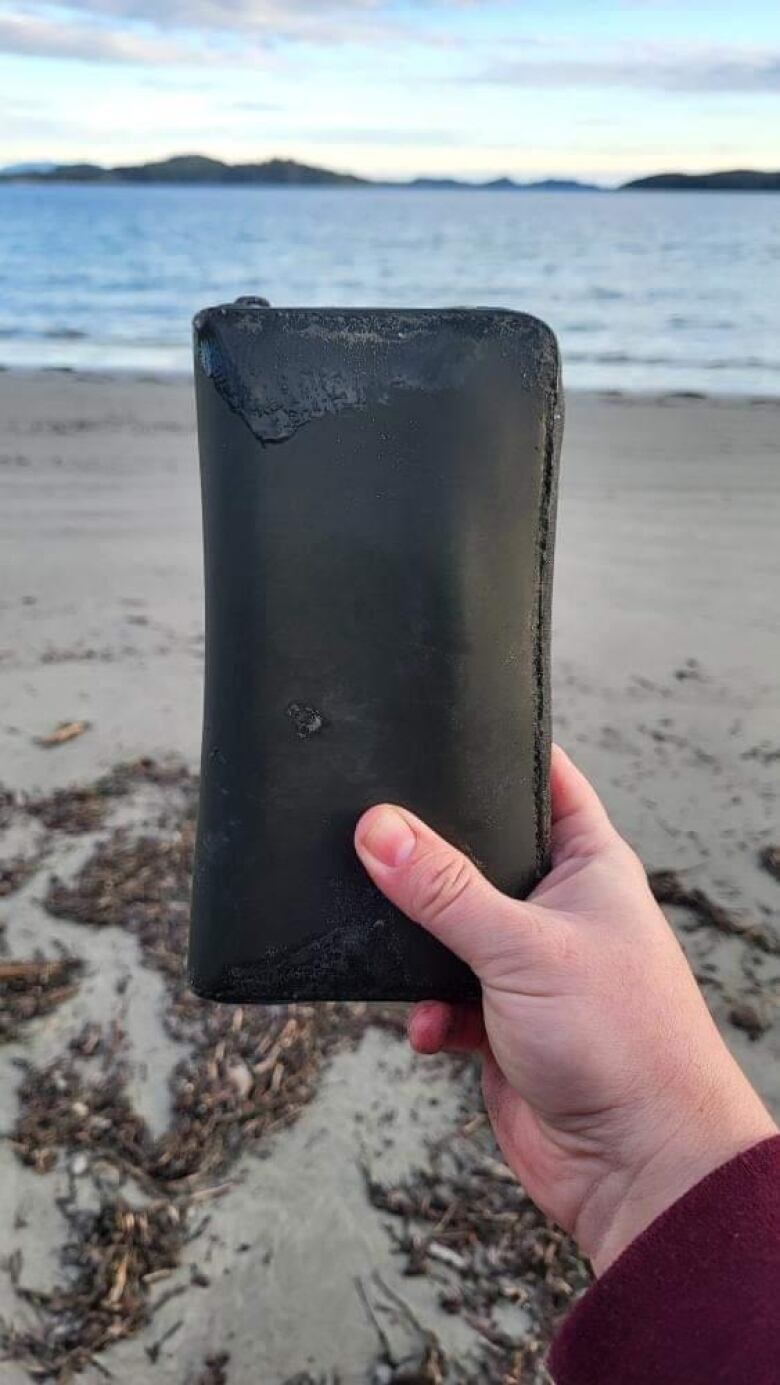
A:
[145,1315,183,1363]
[357,1271,448,1383]
[355,1275,395,1363]
[33,720,91,748]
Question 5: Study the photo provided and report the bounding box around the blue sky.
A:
[1,2,779,182]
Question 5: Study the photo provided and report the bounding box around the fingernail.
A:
[359,806,416,868]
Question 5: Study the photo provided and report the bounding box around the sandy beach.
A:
[0,370,778,1382]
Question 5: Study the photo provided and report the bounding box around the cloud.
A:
[0,0,482,66]
[290,124,463,145]
[0,12,201,64]
[474,44,780,93]
[5,4,777,98]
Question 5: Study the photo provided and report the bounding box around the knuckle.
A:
[410,850,475,925]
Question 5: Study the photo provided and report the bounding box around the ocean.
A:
[1,183,778,394]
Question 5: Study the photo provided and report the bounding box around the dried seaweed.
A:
[26,756,194,835]
[649,868,779,955]
[12,1054,150,1176]
[0,955,83,1044]
[12,1001,377,1188]
[0,783,15,830]
[0,855,39,897]
[3,764,406,1377]
[26,786,113,836]
[759,845,780,884]
[191,1353,231,1385]
[39,809,387,1185]
[4,762,577,1381]
[280,1375,336,1385]
[365,1127,590,1384]
[729,1002,771,1040]
[5,1197,185,1378]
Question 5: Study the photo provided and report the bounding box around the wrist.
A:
[576,1086,777,1276]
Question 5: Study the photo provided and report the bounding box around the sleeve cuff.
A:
[548,1134,780,1385]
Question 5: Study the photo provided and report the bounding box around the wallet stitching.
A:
[532,368,562,878]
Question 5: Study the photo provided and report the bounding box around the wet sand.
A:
[0,371,778,1381]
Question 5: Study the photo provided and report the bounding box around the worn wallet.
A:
[188,304,562,1003]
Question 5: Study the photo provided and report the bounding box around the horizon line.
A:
[3,153,780,191]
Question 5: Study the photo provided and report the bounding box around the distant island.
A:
[623,170,780,191]
[405,175,599,192]
[0,155,366,187]
[0,153,599,191]
[2,154,778,191]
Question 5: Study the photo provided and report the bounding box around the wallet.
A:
[188,304,562,1002]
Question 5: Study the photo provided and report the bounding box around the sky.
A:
[1,1,779,183]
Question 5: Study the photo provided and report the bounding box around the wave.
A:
[565,350,780,372]
[0,326,87,341]
[42,328,88,340]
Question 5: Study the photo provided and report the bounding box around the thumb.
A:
[354,804,545,979]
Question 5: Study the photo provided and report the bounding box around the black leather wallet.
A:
[189,304,562,1003]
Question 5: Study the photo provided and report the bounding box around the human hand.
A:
[355,746,776,1273]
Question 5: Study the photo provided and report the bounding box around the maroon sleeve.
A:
[549,1134,780,1385]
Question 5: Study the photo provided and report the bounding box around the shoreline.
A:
[3,362,780,404]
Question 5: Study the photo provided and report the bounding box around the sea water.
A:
[0,183,778,394]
